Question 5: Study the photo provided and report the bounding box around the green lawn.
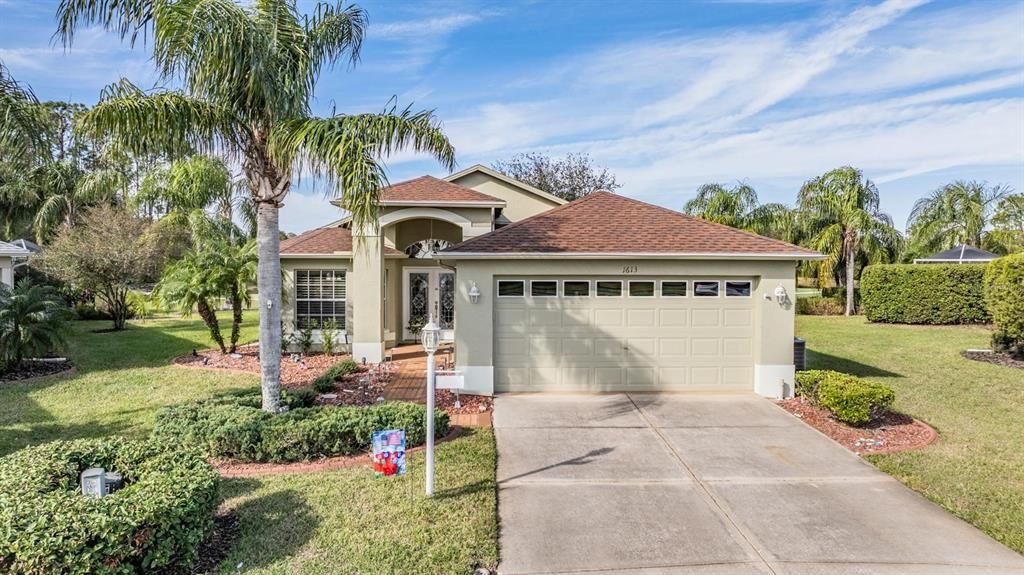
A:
[0,315,498,574]
[798,315,1024,554]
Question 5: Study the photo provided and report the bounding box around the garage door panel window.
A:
[563,280,591,297]
[628,281,655,297]
[661,281,688,297]
[531,280,558,297]
[725,280,752,297]
[498,280,525,297]
[694,281,720,297]
[596,281,623,297]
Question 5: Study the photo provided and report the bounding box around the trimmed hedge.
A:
[984,253,1024,356]
[153,393,448,463]
[313,359,360,393]
[860,264,989,324]
[795,370,895,426]
[0,438,218,574]
[796,296,845,315]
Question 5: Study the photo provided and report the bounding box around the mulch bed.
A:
[962,350,1024,369]
[173,344,350,387]
[777,396,937,455]
[437,390,493,415]
[315,371,386,407]
[0,360,74,383]
[213,426,466,477]
[190,508,240,575]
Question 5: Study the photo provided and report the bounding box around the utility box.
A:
[81,468,106,498]
[794,338,806,372]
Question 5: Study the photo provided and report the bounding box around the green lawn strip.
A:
[797,315,1024,554]
[217,428,499,575]
[0,314,259,456]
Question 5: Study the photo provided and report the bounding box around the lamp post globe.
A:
[421,316,441,496]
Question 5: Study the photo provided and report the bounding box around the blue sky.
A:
[1,0,1022,234]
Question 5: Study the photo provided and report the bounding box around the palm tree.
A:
[156,250,228,354]
[798,167,903,315]
[59,0,456,411]
[207,239,258,352]
[0,61,46,165]
[988,195,1024,254]
[684,182,798,242]
[0,280,70,369]
[33,160,125,241]
[907,181,1014,256]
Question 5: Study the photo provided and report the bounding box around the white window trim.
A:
[294,269,347,330]
[660,280,689,298]
[724,280,754,298]
[693,279,722,298]
[530,279,559,298]
[497,279,525,298]
[561,279,591,298]
[628,280,656,298]
[595,279,624,298]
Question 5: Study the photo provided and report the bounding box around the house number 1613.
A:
[622,265,639,274]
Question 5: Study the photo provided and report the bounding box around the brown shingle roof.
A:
[280,227,403,256]
[379,175,504,204]
[443,191,820,257]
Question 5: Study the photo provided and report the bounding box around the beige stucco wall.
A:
[0,256,13,288]
[449,172,561,222]
[446,258,798,395]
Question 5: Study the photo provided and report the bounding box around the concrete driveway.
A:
[494,393,1024,575]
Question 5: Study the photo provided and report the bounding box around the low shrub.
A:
[72,302,110,320]
[153,393,447,463]
[984,253,1024,358]
[860,264,989,324]
[796,295,845,315]
[283,387,317,408]
[312,359,360,393]
[0,438,218,574]
[817,374,895,426]
[794,369,835,401]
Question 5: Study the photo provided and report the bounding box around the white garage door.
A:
[493,277,756,392]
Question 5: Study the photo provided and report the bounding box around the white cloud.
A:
[371,14,484,38]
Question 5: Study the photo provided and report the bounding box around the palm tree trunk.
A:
[229,287,243,353]
[845,237,856,316]
[196,299,227,353]
[256,201,282,412]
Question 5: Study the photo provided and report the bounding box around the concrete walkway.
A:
[494,393,1024,575]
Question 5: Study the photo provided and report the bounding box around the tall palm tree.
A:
[798,167,903,315]
[0,61,46,165]
[906,180,1014,256]
[59,0,456,412]
[684,182,798,242]
[33,160,125,241]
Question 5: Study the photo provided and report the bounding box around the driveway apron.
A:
[493,393,1024,575]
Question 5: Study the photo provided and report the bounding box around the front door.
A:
[403,268,455,341]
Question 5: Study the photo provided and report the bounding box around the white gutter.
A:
[440,251,826,261]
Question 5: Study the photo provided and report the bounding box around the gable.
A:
[446,165,565,223]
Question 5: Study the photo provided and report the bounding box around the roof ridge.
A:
[446,191,605,251]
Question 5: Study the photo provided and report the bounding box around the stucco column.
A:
[351,225,385,363]
[754,261,797,398]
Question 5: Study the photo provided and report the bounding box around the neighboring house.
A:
[0,241,31,288]
[278,164,822,397]
[913,244,998,264]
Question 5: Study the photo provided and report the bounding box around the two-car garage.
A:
[492,276,758,392]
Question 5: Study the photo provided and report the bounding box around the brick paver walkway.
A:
[379,344,454,403]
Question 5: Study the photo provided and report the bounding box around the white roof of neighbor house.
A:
[0,241,31,257]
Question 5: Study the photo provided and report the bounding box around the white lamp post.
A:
[420,315,441,496]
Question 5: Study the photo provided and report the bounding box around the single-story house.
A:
[278,165,822,397]
[0,241,31,288]
[913,244,998,264]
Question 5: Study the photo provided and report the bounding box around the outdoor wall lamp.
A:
[773,285,789,305]
[468,282,481,304]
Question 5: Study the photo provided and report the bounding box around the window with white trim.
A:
[563,280,590,297]
[531,280,558,297]
[596,280,623,297]
[295,270,346,329]
[498,280,525,297]
[661,281,687,297]
[725,280,752,297]
[628,281,655,297]
[694,281,720,297]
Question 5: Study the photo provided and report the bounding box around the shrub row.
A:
[0,438,218,575]
[984,253,1024,357]
[153,393,448,463]
[796,295,845,316]
[313,359,360,393]
[795,370,895,426]
[860,264,989,324]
